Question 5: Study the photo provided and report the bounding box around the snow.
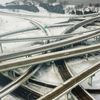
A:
[34,64,63,85]
[0,15,33,33]
[36,5,48,13]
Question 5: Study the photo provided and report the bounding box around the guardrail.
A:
[0,43,100,72]
[63,15,100,34]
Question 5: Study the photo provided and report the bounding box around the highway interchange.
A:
[0,11,100,100]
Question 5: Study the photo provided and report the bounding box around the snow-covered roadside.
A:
[0,15,33,33]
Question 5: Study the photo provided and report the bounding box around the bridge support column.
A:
[67,91,74,100]
[97,35,100,40]
[85,54,88,60]
[0,43,3,53]
[25,79,30,85]
[88,74,95,86]
[71,44,73,48]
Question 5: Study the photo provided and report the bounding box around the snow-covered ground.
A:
[0,15,33,33]
[0,4,100,100]
[0,3,70,25]
[34,64,63,86]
